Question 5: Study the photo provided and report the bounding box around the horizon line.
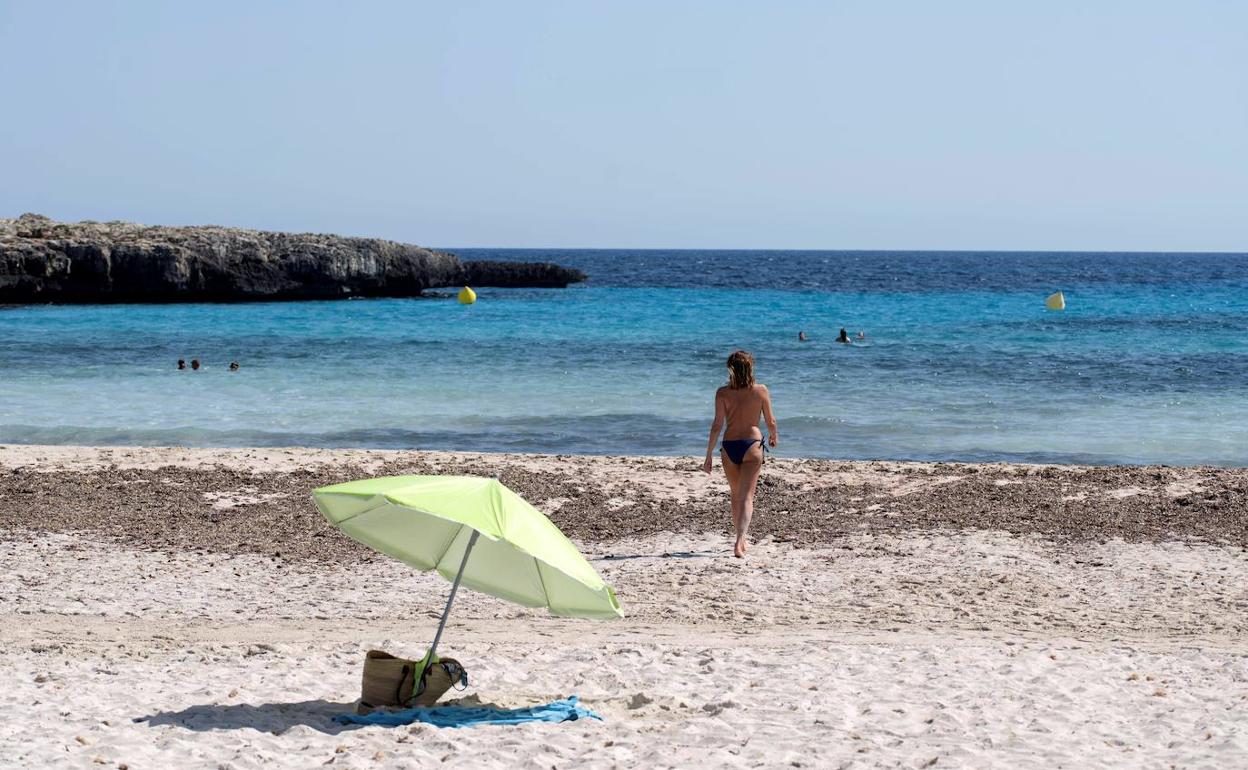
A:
[441,245,1248,256]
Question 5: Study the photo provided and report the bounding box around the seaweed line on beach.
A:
[2,453,1246,563]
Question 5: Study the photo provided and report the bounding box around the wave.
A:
[4,416,1244,467]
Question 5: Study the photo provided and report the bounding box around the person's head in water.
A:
[798,331,808,342]
[229,361,240,371]
[177,359,186,370]
[857,330,866,340]
[726,350,755,389]
[191,358,201,370]
[836,328,850,343]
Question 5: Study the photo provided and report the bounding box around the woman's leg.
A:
[733,444,765,556]
[721,450,741,549]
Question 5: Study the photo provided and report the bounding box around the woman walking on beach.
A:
[703,350,778,558]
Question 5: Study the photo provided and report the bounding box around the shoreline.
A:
[2,440,1243,470]
[6,441,1248,469]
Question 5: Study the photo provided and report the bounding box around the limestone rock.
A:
[0,214,584,302]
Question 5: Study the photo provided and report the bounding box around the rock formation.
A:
[460,260,588,289]
[0,214,585,302]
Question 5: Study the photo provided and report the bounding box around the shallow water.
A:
[3,249,1246,464]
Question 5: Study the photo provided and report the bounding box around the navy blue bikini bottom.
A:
[721,438,763,465]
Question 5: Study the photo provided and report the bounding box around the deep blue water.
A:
[3,250,1247,465]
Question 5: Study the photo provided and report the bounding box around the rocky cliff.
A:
[0,214,585,302]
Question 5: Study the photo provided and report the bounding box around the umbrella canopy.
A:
[313,475,622,620]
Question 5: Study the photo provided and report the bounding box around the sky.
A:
[1,1,1245,251]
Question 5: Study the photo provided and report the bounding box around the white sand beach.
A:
[2,446,1247,768]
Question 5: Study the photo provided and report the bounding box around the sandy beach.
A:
[2,445,1246,769]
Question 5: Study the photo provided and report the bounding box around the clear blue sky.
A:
[2,1,1245,250]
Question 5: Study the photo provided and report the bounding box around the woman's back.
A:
[720,384,767,439]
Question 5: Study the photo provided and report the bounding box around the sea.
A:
[2,250,1247,466]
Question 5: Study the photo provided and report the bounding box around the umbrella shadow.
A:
[595,550,717,561]
[136,699,363,735]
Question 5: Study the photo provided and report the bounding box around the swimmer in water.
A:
[836,328,851,344]
[798,331,808,342]
[857,330,866,341]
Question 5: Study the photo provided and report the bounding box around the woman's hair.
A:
[726,350,755,389]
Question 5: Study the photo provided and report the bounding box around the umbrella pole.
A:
[426,529,480,664]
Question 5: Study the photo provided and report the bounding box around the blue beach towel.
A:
[334,696,602,728]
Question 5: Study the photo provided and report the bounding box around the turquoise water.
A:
[2,250,1247,465]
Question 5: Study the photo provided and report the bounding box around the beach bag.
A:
[358,650,468,712]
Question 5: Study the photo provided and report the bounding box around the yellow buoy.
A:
[1045,291,1065,311]
[457,286,477,305]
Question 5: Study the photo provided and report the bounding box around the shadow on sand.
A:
[136,699,362,734]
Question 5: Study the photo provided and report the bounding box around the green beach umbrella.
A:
[313,475,622,663]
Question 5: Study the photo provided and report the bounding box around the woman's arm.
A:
[703,389,726,474]
[761,385,778,447]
